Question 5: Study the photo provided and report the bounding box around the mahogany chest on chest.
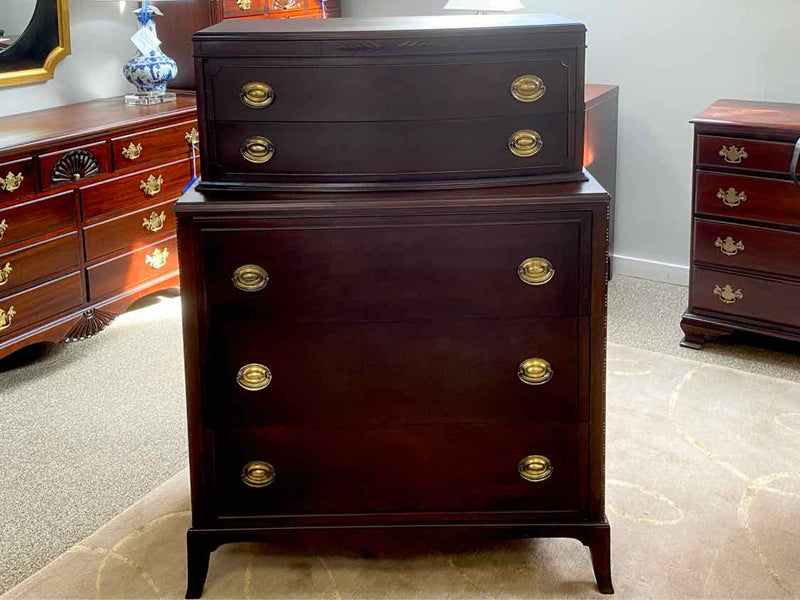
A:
[193,14,587,192]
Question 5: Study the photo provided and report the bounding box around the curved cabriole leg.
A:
[588,525,614,594]
[185,531,212,599]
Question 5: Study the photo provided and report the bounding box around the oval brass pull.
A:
[185,127,199,147]
[241,136,276,164]
[1,172,24,193]
[518,455,553,483]
[714,236,744,257]
[518,257,554,286]
[719,145,748,164]
[508,129,543,158]
[145,247,169,270]
[241,461,276,488]
[511,75,546,103]
[140,174,164,197]
[142,211,167,233]
[240,82,275,109]
[713,284,743,304]
[0,219,7,240]
[717,187,747,208]
[122,142,142,161]
[0,305,16,331]
[0,262,12,286]
[518,358,553,386]
[232,264,269,292]
[237,363,272,391]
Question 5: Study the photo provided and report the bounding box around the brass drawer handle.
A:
[241,136,276,164]
[509,129,543,158]
[237,363,272,391]
[0,305,16,331]
[142,211,167,233]
[713,284,743,304]
[240,82,275,109]
[121,142,142,161]
[1,172,24,193]
[242,461,276,488]
[232,264,269,292]
[719,145,748,164]
[518,257,554,286]
[185,127,199,147]
[236,0,252,10]
[518,455,553,483]
[717,187,747,207]
[140,174,164,197]
[511,75,546,103]
[714,236,744,256]
[145,247,169,270]
[0,262,12,286]
[518,358,553,386]
[0,219,7,240]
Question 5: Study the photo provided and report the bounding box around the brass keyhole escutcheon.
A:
[518,455,553,483]
[232,265,269,292]
[508,129,543,158]
[241,461,276,488]
[518,358,553,386]
[511,75,546,103]
[240,82,276,109]
[237,363,273,391]
[518,257,555,286]
[241,136,276,164]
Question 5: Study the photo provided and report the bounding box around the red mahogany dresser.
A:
[211,0,340,23]
[0,93,198,361]
[681,100,800,348]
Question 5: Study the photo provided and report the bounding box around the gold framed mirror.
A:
[0,0,71,88]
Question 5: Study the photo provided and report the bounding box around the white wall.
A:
[344,0,800,285]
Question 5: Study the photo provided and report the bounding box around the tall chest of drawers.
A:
[681,100,800,348]
[177,179,612,597]
[0,94,198,361]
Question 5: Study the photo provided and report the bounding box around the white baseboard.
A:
[612,254,689,286]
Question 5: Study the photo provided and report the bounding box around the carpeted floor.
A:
[1,276,799,597]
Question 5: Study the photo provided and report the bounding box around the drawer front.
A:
[213,423,584,517]
[696,135,800,175]
[694,218,800,279]
[210,116,572,185]
[39,141,108,190]
[695,170,800,227]
[0,232,81,295]
[87,236,178,300]
[81,158,193,220]
[207,317,584,426]
[222,0,265,18]
[0,272,83,340]
[0,191,76,250]
[84,199,177,262]
[265,0,306,14]
[691,266,800,328]
[202,217,586,321]
[209,54,576,122]
[111,120,198,171]
[0,157,36,201]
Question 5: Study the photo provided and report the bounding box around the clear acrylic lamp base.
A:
[125,91,177,106]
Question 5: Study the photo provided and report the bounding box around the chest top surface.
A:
[692,99,800,136]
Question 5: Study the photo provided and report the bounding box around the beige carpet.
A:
[3,343,799,599]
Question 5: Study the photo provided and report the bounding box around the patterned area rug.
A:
[4,343,800,599]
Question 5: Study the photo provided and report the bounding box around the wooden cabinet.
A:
[0,93,198,361]
[212,0,340,22]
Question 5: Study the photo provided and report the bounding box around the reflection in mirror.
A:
[0,0,38,53]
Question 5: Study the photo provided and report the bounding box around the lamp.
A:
[94,0,178,105]
[443,0,524,14]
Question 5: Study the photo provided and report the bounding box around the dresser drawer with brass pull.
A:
[0,232,81,296]
[213,423,585,518]
[0,157,35,200]
[696,135,800,175]
[0,190,76,250]
[83,199,177,261]
[0,271,82,340]
[111,119,198,171]
[39,142,108,190]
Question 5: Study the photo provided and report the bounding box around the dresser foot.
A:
[680,315,734,350]
[588,525,614,594]
[185,531,213,599]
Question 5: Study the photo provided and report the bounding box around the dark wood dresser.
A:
[681,100,800,348]
[177,178,612,597]
[0,94,198,361]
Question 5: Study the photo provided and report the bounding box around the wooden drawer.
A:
[0,232,81,295]
[208,53,576,122]
[39,141,108,190]
[0,191,76,250]
[265,0,307,14]
[0,157,36,201]
[213,423,584,517]
[0,272,83,340]
[694,218,800,279]
[111,120,197,172]
[208,317,584,426]
[691,266,800,328]
[84,198,177,261]
[202,215,587,322]
[209,115,572,186]
[696,135,800,175]
[87,236,178,300]
[222,0,265,19]
[81,158,194,220]
[694,170,800,228]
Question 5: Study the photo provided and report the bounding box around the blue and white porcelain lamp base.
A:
[123,5,177,105]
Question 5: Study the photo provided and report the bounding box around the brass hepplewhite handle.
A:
[0,262,12,286]
[232,265,269,292]
[122,142,142,161]
[140,174,164,196]
[508,129,543,158]
[518,257,554,285]
[241,137,276,164]
[719,145,748,164]
[240,82,275,109]
[714,236,744,257]
[717,188,747,208]
[241,461,276,488]
[518,455,553,483]
[142,211,167,233]
[0,305,16,331]
[511,75,546,103]
[713,284,743,304]
[145,248,169,270]
[237,363,272,391]
[1,172,23,193]
[518,358,553,386]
